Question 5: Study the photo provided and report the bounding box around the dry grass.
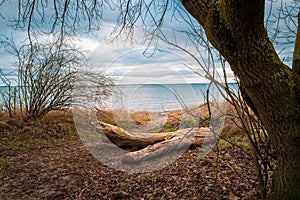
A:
[95,103,213,133]
[0,108,259,199]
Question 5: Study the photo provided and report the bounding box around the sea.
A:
[105,83,238,112]
[0,83,238,112]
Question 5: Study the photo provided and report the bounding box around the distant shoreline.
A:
[113,82,238,86]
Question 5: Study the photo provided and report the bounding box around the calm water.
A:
[0,83,238,112]
[107,83,237,112]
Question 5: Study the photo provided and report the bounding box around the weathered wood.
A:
[98,121,215,147]
[121,136,191,163]
[121,128,216,163]
[97,122,177,149]
[97,122,216,163]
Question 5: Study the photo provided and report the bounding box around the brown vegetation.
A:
[0,108,263,199]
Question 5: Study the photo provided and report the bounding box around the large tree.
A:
[1,0,299,199]
[179,1,300,199]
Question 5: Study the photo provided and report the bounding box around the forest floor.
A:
[0,109,260,200]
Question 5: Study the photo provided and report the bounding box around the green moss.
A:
[183,117,198,127]
[138,173,153,181]
[162,122,177,132]
[0,158,6,166]
[2,145,20,152]
[217,139,232,149]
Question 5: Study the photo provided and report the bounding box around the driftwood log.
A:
[121,136,192,163]
[121,128,216,163]
[97,122,216,163]
[97,122,177,149]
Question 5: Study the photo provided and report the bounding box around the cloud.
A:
[0,1,240,85]
[84,35,237,84]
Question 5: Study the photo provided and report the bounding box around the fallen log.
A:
[97,122,177,149]
[96,122,217,163]
[121,128,217,164]
[121,136,191,163]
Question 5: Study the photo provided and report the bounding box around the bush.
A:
[0,37,113,120]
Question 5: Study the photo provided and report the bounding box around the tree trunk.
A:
[181,0,300,199]
[121,136,192,163]
[97,122,211,150]
[97,122,214,163]
[121,128,215,163]
[267,125,300,200]
[97,122,177,149]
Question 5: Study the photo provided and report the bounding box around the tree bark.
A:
[181,0,300,199]
[97,121,215,163]
[119,128,213,163]
[293,12,300,107]
[97,122,177,149]
[121,136,192,163]
[97,122,211,150]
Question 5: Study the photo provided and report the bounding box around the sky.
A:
[0,0,297,85]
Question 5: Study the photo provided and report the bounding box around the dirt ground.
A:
[0,111,259,200]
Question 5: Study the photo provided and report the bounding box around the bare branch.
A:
[0,36,113,119]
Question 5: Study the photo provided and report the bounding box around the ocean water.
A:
[0,83,238,112]
[106,83,238,112]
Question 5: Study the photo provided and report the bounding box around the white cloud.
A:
[4,1,290,85]
[84,34,238,84]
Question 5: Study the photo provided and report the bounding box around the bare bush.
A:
[0,37,113,120]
